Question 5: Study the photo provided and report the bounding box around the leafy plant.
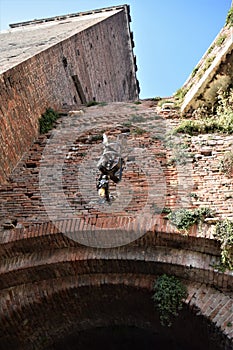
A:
[165,135,192,165]
[132,127,147,135]
[152,274,187,327]
[89,134,103,142]
[174,87,188,106]
[162,207,172,214]
[98,101,108,107]
[214,219,233,270]
[191,65,200,78]
[207,45,214,55]
[86,100,100,107]
[168,147,193,165]
[174,89,233,135]
[167,207,214,231]
[215,34,227,46]
[226,7,233,27]
[39,108,59,134]
[204,75,231,107]
[203,56,215,72]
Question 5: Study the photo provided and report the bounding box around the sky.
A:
[0,0,232,99]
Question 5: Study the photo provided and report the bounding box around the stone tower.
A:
[0,5,139,184]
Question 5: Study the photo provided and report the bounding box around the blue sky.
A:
[0,0,232,98]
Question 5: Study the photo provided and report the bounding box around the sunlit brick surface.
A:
[0,101,233,349]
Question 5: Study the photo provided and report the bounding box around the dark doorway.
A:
[72,75,87,104]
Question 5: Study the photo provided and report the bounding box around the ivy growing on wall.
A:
[152,274,187,327]
[214,219,233,270]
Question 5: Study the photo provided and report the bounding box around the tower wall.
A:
[0,7,139,183]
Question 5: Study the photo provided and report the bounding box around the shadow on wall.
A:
[52,287,225,350]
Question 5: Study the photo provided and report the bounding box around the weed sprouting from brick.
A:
[226,7,233,27]
[86,101,107,107]
[39,108,59,134]
[167,207,214,231]
[173,88,233,135]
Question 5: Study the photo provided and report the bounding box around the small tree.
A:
[152,274,187,327]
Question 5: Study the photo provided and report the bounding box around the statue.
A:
[96,133,127,202]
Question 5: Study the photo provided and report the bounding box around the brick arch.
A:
[1,221,233,349]
[0,275,230,350]
[0,244,230,290]
[1,102,233,349]
[0,219,231,291]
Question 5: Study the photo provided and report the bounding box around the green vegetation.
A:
[162,207,172,214]
[152,274,187,327]
[167,207,213,231]
[168,144,192,165]
[189,192,199,199]
[173,116,233,135]
[39,108,59,134]
[204,75,232,107]
[122,121,132,128]
[214,219,233,270]
[173,87,188,106]
[132,127,147,135]
[89,134,103,142]
[86,100,99,107]
[226,7,233,27]
[152,96,162,101]
[174,88,233,135]
[191,65,200,78]
[86,101,107,107]
[165,135,192,165]
[215,34,227,46]
[203,55,215,72]
[207,45,214,55]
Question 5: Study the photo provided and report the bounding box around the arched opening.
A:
[51,285,225,350]
[1,283,226,349]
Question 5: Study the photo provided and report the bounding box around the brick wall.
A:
[0,101,233,349]
[0,9,138,184]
